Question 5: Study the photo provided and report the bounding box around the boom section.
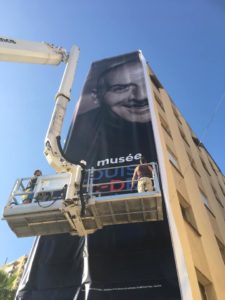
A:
[0,36,67,64]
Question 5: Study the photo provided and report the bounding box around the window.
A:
[172,106,182,124]
[196,269,212,300]
[160,115,172,138]
[150,74,163,91]
[180,205,198,230]
[211,185,224,207]
[200,190,209,207]
[198,282,208,300]
[208,159,217,176]
[187,152,200,176]
[154,93,165,111]
[168,149,179,169]
[200,157,211,176]
[179,128,190,146]
[219,183,225,197]
[192,136,203,148]
[178,191,198,232]
[216,237,225,264]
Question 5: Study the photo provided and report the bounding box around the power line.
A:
[200,91,225,143]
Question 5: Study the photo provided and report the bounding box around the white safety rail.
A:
[3,173,75,237]
[3,163,163,237]
[82,162,163,231]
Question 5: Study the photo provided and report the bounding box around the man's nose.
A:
[129,84,146,100]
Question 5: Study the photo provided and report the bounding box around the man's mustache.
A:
[121,98,149,108]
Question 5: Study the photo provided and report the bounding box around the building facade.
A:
[1,255,28,290]
[148,65,225,299]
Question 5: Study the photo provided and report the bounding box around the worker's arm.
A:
[131,167,138,189]
[148,164,153,174]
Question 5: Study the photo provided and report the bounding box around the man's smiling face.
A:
[98,61,151,123]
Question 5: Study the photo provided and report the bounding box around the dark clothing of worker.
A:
[138,164,153,179]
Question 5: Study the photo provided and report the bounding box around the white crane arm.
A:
[0,36,82,203]
[0,36,68,65]
[44,45,80,173]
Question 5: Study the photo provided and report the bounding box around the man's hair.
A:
[34,169,42,176]
[140,156,147,164]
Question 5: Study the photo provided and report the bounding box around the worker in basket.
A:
[131,156,153,192]
[22,169,42,204]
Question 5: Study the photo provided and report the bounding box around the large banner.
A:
[17,52,181,300]
[65,52,157,196]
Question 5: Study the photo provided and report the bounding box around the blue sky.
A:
[0,0,225,264]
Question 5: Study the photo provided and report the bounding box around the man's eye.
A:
[109,85,130,93]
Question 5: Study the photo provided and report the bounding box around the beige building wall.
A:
[148,67,225,300]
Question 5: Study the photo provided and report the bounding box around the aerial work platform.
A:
[3,163,163,237]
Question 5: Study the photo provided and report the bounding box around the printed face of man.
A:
[97,61,151,123]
